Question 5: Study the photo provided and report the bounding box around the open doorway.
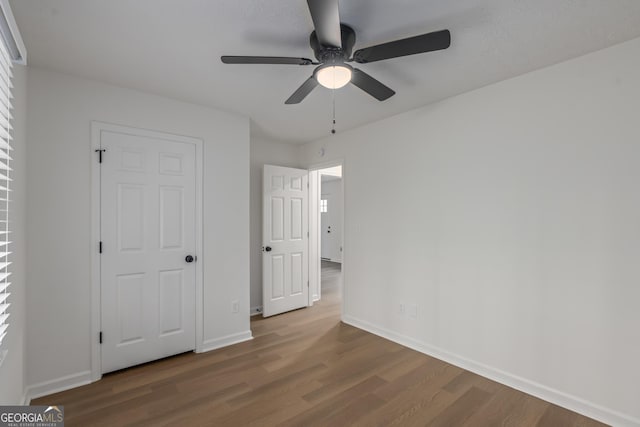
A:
[261,163,342,318]
[309,163,343,312]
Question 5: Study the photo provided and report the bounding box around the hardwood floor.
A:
[34,262,605,426]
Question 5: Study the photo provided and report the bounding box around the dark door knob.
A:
[185,255,195,263]
[265,246,272,252]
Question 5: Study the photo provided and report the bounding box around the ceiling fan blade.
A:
[353,29,451,64]
[350,68,395,101]
[221,56,314,65]
[285,76,319,104]
[307,0,342,48]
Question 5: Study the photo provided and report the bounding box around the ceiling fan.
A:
[221,0,451,104]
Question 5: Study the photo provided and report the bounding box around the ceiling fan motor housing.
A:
[310,24,356,64]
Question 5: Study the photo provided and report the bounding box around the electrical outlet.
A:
[232,300,239,314]
[409,304,417,318]
[399,303,406,315]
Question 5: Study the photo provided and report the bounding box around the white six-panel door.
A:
[263,165,309,317]
[100,129,197,373]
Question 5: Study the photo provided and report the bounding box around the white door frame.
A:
[90,121,204,381]
[308,159,345,319]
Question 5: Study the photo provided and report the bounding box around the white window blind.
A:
[0,28,12,348]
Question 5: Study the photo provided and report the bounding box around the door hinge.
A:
[99,241,103,253]
[307,231,309,238]
[307,280,309,287]
[95,148,106,163]
[99,331,103,344]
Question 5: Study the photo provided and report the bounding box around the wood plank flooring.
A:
[34,262,605,426]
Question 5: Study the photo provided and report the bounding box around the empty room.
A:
[0,0,639,426]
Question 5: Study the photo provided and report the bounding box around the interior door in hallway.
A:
[320,178,343,262]
[100,127,197,373]
[263,165,309,317]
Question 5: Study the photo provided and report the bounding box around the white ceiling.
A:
[10,0,640,143]
[320,166,343,179]
[321,165,342,182]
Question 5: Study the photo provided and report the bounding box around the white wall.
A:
[249,137,300,313]
[300,37,640,426]
[0,65,27,404]
[25,67,251,394]
[320,179,342,262]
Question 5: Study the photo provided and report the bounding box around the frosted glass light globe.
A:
[316,65,352,89]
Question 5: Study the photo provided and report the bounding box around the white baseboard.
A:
[250,306,263,316]
[200,330,253,353]
[25,370,92,402]
[342,315,640,427]
[24,332,252,400]
[21,390,30,405]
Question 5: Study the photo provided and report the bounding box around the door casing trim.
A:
[90,121,204,382]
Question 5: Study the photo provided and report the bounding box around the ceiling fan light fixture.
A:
[315,64,352,89]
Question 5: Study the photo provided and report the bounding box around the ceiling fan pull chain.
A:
[331,89,337,134]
